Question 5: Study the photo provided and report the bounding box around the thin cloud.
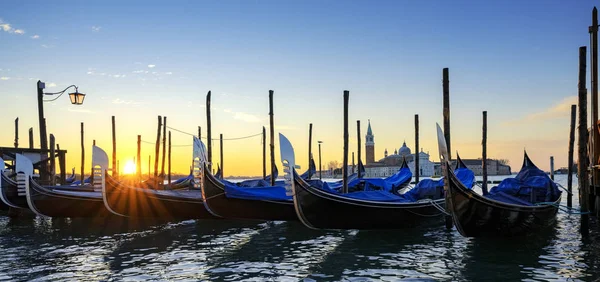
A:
[502,95,579,126]
[31,34,39,39]
[112,98,143,105]
[67,107,94,114]
[233,112,262,123]
[91,26,101,32]
[0,77,10,80]
[46,82,57,88]
[148,64,156,68]
[0,19,25,34]
[41,44,55,48]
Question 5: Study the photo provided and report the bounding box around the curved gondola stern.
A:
[0,157,21,209]
[195,137,221,218]
[522,150,537,169]
[279,133,315,229]
[455,153,468,170]
[96,145,128,217]
[16,154,46,217]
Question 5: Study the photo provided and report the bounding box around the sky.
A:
[0,0,596,177]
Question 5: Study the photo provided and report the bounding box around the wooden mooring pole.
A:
[482,111,488,195]
[352,152,355,174]
[80,122,85,186]
[342,90,349,194]
[591,7,600,216]
[357,120,362,179]
[262,126,266,180]
[168,131,172,184]
[14,118,18,148]
[154,115,162,179]
[568,104,576,208]
[577,46,589,234]
[220,133,224,179]
[443,67,453,229]
[161,116,167,177]
[137,135,142,180]
[414,115,419,184]
[49,134,55,186]
[308,123,313,179]
[550,156,555,181]
[206,91,212,172]
[57,144,65,184]
[269,90,276,186]
[112,116,117,178]
[28,128,33,149]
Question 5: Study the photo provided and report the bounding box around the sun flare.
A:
[123,160,136,175]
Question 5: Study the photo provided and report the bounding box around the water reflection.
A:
[0,176,598,280]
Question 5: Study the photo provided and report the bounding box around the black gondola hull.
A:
[202,167,297,221]
[27,178,111,218]
[103,174,216,219]
[1,174,29,210]
[292,173,445,230]
[445,164,560,237]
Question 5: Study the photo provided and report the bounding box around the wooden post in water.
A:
[161,116,167,177]
[137,135,142,180]
[591,7,600,215]
[482,111,488,195]
[28,128,34,149]
[577,46,590,234]
[220,133,224,179]
[443,67,453,229]
[550,156,555,181]
[568,104,576,208]
[357,120,362,179]
[112,116,117,178]
[168,131,172,184]
[269,90,276,186]
[308,123,313,179]
[206,91,212,172]
[154,115,162,179]
[352,152,355,174]
[262,126,266,180]
[443,68,452,161]
[49,134,55,186]
[198,126,202,140]
[57,144,65,184]
[342,90,349,194]
[14,118,18,148]
[80,122,85,186]
[414,115,419,184]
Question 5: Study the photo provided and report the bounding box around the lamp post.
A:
[37,81,86,182]
[318,141,323,180]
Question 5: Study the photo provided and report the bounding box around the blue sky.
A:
[0,1,595,175]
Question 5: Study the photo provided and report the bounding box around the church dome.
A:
[398,141,411,156]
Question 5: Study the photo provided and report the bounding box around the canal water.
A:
[0,175,598,281]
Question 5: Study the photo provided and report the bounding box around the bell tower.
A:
[365,120,375,164]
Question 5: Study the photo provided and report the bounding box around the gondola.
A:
[102,139,216,219]
[200,137,306,221]
[22,149,113,218]
[279,133,467,230]
[0,155,33,210]
[437,125,561,237]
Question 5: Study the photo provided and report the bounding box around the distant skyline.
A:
[0,1,597,176]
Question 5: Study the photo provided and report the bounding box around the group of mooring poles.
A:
[203,90,277,184]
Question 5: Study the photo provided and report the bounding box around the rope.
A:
[555,183,573,195]
[534,202,591,215]
[428,199,451,216]
[166,125,262,141]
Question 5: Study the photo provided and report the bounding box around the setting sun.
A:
[123,160,136,175]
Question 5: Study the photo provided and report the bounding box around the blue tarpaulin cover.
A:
[221,159,316,201]
[487,153,561,205]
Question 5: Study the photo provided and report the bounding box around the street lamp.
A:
[318,141,323,180]
[37,80,86,181]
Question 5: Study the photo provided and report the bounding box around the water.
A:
[1,175,599,281]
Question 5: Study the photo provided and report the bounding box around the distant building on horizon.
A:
[363,121,435,177]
